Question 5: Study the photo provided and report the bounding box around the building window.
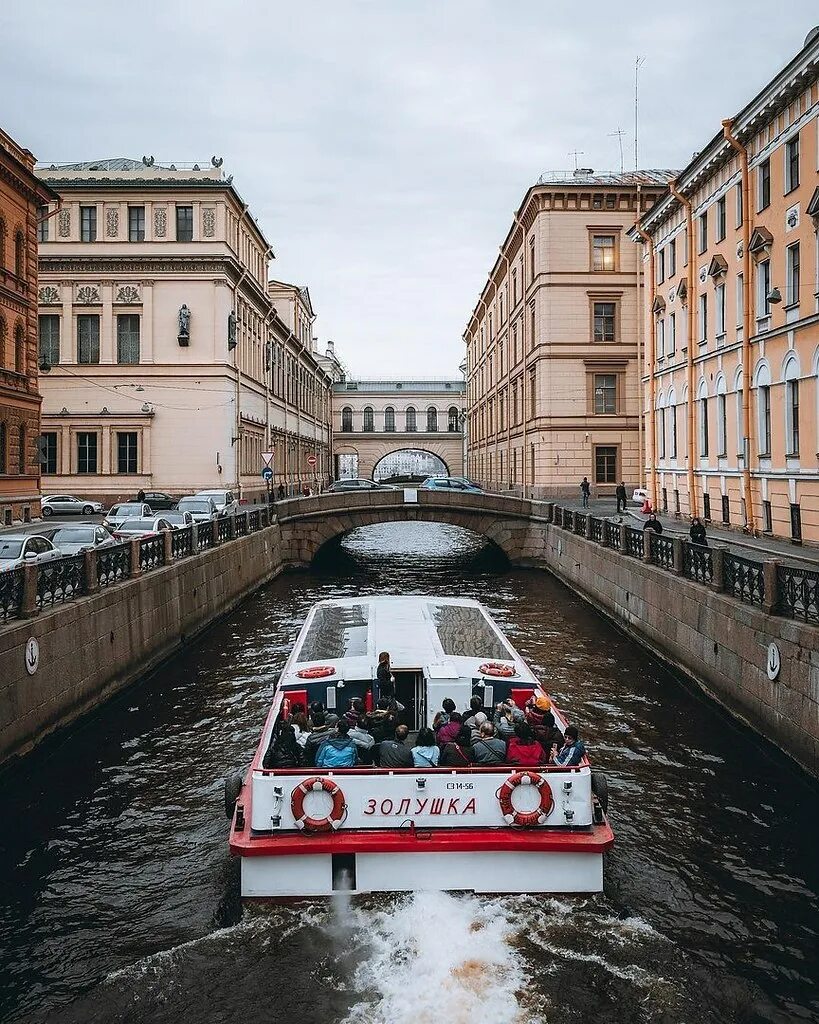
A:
[593,301,616,342]
[698,293,708,343]
[786,377,800,456]
[37,207,49,243]
[18,424,26,474]
[15,231,25,276]
[363,406,374,431]
[757,259,771,318]
[384,406,395,432]
[697,212,708,253]
[77,314,100,364]
[668,238,676,278]
[405,406,417,431]
[699,395,709,457]
[529,237,535,278]
[80,206,97,242]
[128,205,145,242]
[722,494,730,525]
[716,196,726,241]
[758,384,771,455]
[594,445,617,483]
[77,432,98,474]
[448,406,459,431]
[40,432,57,474]
[426,407,438,432]
[341,406,353,432]
[116,314,140,364]
[176,205,194,242]
[512,268,517,305]
[736,274,744,327]
[762,500,772,533]
[791,503,802,543]
[670,403,678,458]
[717,393,727,456]
[786,243,800,307]
[758,159,770,211]
[735,182,743,228]
[15,324,24,374]
[668,312,676,354]
[715,283,726,338]
[592,234,616,271]
[0,421,5,473]
[657,407,665,459]
[785,134,800,193]
[39,315,60,366]
[657,318,665,358]
[657,247,665,283]
[117,431,138,473]
[703,492,711,521]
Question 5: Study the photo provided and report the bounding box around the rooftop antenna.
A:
[569,149,585,171]
[634,56,645,171]
[609,128,626,174]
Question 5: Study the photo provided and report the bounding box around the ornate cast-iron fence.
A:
[777,564,819,623]
[0,568,24,620]
[683,542,713,584]
[624,527,644,559]
[139,535,165,572]
[36,555,85,608]
[591,518,604,544]
[172,526,193,559]
[651,535,674,571]
[724,553,765,607]
[98,543,132,588]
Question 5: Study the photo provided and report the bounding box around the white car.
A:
[176,496,219,524]
[42,494,105,517]
[162,510,195,529]
[49,525,117,555]
[194,489,239,517]
[112,517,173,541]
[0,534,64,572]
[103,502,154,531]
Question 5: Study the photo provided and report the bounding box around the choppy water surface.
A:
[1,523,817,1024]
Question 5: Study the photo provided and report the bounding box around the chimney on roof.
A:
[574,167,594,176]
[326,340,335,357]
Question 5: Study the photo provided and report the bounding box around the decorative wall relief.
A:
[178,304,191,346]
[154,207,167,238]
[76,285,101,304]
[58,209,70,237]
[736,241,744,260]
[786,204,800,232]
[698,266,708,284]
[106,208,119,238]
[115,285,141,304]
[38,286,60,304]
[202,208,215,237]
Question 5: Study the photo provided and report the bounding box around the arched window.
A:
[405,406,417,432]
[657,392,666,460]
[384,406,395,432]
[426,406,438,432]
[341,406,353,432]
[363,406,374,432]
[0,218,6,268]
[715,374,727,458]
[14,230,25,278]
[448,406,459,431]
[734,366,744,462]
[783,351,800,457]
[15,323,24,375]
[0,421,6,474]
[667,387,677,458]
[754,360,771,456]
[18,424,26,475]
[697,378,709,458]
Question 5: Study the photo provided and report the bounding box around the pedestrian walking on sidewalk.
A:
[580,477,591,509]
[615,482,627,513]
[690,517,708,546]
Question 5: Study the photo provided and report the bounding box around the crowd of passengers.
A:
[263,691,586,770]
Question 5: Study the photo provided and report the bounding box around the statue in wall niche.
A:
[178,304,191,346]
[228,309,237,351]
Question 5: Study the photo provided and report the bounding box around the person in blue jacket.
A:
[315,719,358,768]
[552,725,586,767]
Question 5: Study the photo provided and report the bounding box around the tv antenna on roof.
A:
[569,149,585,171]
[609,128,627,174]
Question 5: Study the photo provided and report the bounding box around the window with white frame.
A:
[657,400,666,459]
[735,182,743,227]
[736,273,744,327]
[715,283,726,338]
[698,293,708,343]
[669,398,678,458]
[757,259,771,318]
[668,238,676,278]
[735,371,744,458]
[758,158,770,211]
[755,363,772,455]
[668,312,676,354]
[784,357,800,456]
[716,196,726,241]
[657,317,665,358]
[697,212,708,253]
[785,134,800,193]
[716,383,727,457]
[786,243,800,307]
[698,383,709,457]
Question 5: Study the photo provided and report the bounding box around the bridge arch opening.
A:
[372,448,449,483]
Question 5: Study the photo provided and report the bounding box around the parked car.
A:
[139,491,177,511]
[419,476,484,493]
[326,479,395,492]
[49,525,117,556]
[112,517,173,541]
[162,510,195,529]
[193,489,239,516]
[41,494,105,517]
[176,496,219,524]
[103,502,154,531]
[0,534,63,571]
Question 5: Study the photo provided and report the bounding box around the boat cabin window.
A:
[299,603,369,661]
[428,602,512,661]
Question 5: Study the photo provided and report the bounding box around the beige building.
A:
[464,170,673,497]
[630,26,819,543]
[35,158,334,504]
[333,380,465,480]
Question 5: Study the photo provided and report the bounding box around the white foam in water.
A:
[342,891,541,1024]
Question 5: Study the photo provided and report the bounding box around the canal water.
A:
[1,523,817,1024]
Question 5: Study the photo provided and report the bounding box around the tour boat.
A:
[227,596,613,897]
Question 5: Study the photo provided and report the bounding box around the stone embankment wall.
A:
[0,524,284,767]
[521,506,819,777]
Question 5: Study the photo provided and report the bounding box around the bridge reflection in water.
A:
[0,522,817,1024]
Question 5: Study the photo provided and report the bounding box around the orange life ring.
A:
[479,661,517,678]
[498,771,554,827]
[291,776,347,832]
[297,665,336,680]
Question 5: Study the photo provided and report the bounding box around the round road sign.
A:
[766,642,781,681]
[25,637,40,676]
[307,454,317,467]
[261,467,273,481]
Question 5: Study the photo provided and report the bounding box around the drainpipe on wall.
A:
[514,214,530,499]
[634,217,659,512]
[668,179,698,518]
[496,247,510,493]
[722,119,757,534]
[635,187,646,491]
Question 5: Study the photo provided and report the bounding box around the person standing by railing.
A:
[690,517,708,547]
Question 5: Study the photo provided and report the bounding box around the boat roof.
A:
[280,596,537,686]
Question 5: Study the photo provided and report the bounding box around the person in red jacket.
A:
[506,722,546,766]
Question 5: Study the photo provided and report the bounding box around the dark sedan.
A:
[139,492,177,510]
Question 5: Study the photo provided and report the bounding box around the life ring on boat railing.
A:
[498,771,554,827]
[479,661,517,678]
[296,665,336,680]
[291,776,347,832]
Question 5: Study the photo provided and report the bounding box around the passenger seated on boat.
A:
[507,722,547,767]
[303,710,333,767]
[343,697,365,728]
[466,711,488,744]
[290,710,310,749]
[315,718,359,768]
[432,697,456,732]
[470,721,506,766]
[411,727,440,767]
[493,700,523,740]
[263,722,302,769]
[550,726,586,767]
[436,712,464,749]
[375,723,414,768]
[439,725,473,767]
[348,715,376,765]
[464,695,487,739]
[367,699,398,745]
[525,695,563,750]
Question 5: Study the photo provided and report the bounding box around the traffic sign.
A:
[307,454,317,467]
[262,451,274,466]
[261,467,273,481]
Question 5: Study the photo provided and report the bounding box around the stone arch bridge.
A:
[275,489,551,567]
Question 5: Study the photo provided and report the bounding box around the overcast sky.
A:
[3,3,817,378]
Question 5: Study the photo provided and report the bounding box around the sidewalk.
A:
[558,497,819,569]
